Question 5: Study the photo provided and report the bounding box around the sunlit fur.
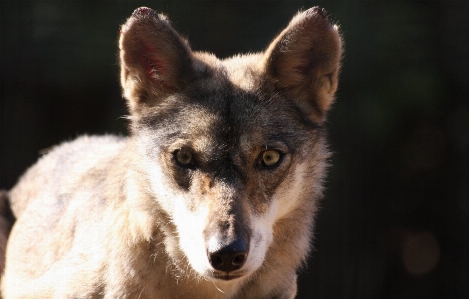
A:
[1,6,342,299]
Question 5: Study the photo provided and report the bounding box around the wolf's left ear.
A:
[262,7,343,122]
[119,7,195,114]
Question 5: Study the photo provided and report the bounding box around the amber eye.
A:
[176,149,193,166]
[261,150,281,167]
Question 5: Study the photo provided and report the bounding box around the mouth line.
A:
[211,272,245,281]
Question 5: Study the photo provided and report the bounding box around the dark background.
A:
[1,1,468,298]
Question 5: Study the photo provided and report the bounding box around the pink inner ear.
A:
[136,40,173,90]
[139,54,162,80]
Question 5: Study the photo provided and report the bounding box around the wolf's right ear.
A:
[262,7,343,123]
[119,7,195,114]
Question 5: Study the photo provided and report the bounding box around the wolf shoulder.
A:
[9,135,128,218]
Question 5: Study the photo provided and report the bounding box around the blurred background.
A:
[1,0,468,298]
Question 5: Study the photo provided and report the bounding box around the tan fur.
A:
[1,7,342,299]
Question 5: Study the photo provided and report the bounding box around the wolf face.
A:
[1,6,342,299]
[119,7,342,283]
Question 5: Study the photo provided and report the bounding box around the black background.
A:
[1,1,468,298]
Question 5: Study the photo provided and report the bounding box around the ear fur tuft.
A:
[262,7,343,122]
[119,7,195,115]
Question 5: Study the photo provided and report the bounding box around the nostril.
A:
[207,238,249,273]
[232,252,247,266]
[210,255,224,269]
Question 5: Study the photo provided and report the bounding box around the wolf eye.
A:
[175,148,194,166]
[260,150,282,168]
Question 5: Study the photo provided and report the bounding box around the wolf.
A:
[1,6,342,299]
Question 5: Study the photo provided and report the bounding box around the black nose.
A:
[207,238,248,272]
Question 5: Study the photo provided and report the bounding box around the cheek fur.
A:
[143,158,212,275]
[144,159,178,214]
[245,197,281,270]
[244,164,308,272]
[271,163,308,220]
[172,201,211,275]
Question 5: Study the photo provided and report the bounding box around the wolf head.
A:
[119,7,342,282]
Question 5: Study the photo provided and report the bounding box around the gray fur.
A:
[1,6,342,299]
